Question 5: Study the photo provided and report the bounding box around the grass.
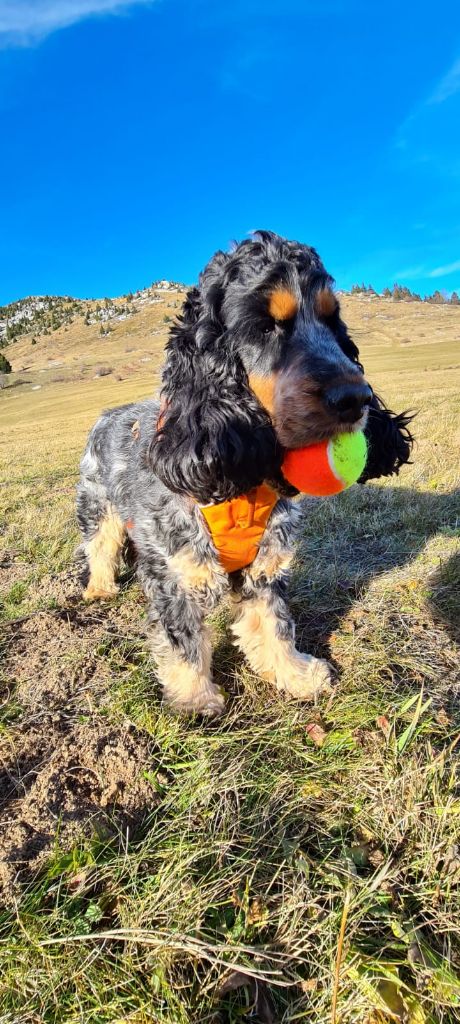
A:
[0,296,459,1023]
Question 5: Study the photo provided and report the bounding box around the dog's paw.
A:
[164,682,226,717]
[83,583,120,602]
[276,653,333,700]
[194,685,226,717]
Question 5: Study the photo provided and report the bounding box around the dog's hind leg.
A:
[77,463,125,601]
[82,505,125,600]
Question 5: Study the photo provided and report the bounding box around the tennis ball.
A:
[282,430,367,496]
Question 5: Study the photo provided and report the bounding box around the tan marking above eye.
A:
[268,288,298,321]
[315,287,338,318]
[249,373,276,414]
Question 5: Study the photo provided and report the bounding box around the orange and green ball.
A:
[282,430,368,496]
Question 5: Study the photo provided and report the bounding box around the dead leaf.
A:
[300,978,318,993]
[305,722,326,747]
[368,847,385,868]
[216,970,274,1023]
[246,897,269,926]
[68,870,90,890]
[376,715,391,740]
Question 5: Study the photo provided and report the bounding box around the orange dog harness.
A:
[199,483,278,573]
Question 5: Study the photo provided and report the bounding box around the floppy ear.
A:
[321,300,414,481]
[359,394,414,482]
[149,284,281,504]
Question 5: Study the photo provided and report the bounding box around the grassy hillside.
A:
[2,285,186,386]
[0,293,459,1023]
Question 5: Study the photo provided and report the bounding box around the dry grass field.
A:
[0,292,459,1023]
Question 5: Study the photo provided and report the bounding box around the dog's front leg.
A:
[229,498,331,700]
[231,576,332,701]
[137,548,227,715]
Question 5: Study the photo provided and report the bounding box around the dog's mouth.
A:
[272,372,371,450]
[275,416,366,451]
[249,368,371,450]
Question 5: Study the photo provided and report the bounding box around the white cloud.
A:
[392,264,426,281]
[0,0,154,46]
[392,54,460,179]
[428,259,460,278]
[428,57,460,105]
[389,259,460,284]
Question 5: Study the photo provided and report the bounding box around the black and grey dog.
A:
[77,231,412,713]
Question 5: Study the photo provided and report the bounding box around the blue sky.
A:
[1,0,459,303]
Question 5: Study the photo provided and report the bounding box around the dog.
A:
[77,231,413,713]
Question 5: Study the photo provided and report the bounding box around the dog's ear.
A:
[320,296,414,480]
[149,284,281,503]
[359,394,414,482]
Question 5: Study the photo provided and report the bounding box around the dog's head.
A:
[151,231,413,502]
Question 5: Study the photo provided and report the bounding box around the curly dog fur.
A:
[77,231,413,713]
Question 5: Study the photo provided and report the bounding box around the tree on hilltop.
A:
[351,282,377,295]
[426,290,445,305]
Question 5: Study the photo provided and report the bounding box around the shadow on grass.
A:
[428,550,460,644]
[291,483,460,662]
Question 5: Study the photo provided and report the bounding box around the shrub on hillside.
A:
[0,353,12,373]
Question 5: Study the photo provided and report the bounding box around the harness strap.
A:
[199,483,278,573]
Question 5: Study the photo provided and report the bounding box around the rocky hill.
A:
[1,284,459,394]
[0,281,188,388]
[0,280,185,345]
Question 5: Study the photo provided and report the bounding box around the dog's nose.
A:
[324,381,372,423]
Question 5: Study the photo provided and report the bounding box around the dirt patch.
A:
[0,551,31,595]
[27,563,83,605]
[3,606,111,719]
[1,576,156,897]
[0,720,158,896]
